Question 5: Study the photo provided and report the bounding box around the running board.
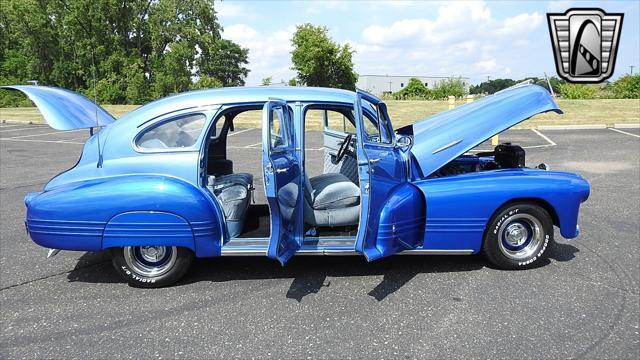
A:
[220,238,473,256]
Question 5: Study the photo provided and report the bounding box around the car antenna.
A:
[91,50,103,168]
[544,72,556,99]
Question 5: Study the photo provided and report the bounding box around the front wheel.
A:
[110,246,194,288]
[482,203,554,269]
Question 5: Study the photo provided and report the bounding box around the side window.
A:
[321,109,356,134]
[361,99,393,144]
[270,107,289,149]
[363,110,380,141]
[137,113,205,150]
[212,115,225,138]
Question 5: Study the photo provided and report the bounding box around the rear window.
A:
[137,113,205,150]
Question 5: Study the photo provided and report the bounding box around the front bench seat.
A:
[209,173,254,238]
[303,172,360,227]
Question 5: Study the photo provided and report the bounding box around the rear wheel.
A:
[482,203,553,269]
[110,246,194,288]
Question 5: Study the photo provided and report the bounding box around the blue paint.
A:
[1,85,114,129]
[12,84,589,264]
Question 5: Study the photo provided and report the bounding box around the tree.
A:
[608,74,640,99]
[393,78,431,99]
[557,83,599,99]
[469,79,516,94]
[290,24,357,90]
[432,78,467,99]
[261,76,273,86]
[0,0,249,106]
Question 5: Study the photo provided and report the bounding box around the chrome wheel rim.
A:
[497,214,543,260]
[123,246,177,277]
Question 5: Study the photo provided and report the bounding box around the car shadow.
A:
[66,242,579,302]
[187,254,487,302]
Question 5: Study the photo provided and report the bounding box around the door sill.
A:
[220,237,473,256]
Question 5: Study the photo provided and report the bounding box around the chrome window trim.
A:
[132,108,219,154]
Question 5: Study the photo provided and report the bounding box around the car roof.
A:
[118,86,357,126]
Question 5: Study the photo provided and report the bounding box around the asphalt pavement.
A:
[0,124,638,359]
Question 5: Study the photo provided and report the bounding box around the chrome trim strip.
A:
[220,249,268,256]
[220,246,473,256]
[432,139,462,154]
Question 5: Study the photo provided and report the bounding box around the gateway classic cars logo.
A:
[547,8,624,83]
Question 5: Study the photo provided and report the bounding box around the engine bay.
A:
[429,142,537,178]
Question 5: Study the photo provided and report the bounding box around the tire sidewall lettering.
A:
[493,208,519,235]
[120,265,156,284]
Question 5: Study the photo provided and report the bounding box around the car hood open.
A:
[1,85,115,130]
[399,84,561,178]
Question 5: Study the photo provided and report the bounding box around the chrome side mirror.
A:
[396,135,413,152]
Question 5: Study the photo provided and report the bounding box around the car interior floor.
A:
[237,204,271,238]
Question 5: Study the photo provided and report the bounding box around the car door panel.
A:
[262,100,303,264]
[354,91,426,260]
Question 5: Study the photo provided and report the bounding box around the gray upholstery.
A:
[209,173,253,238]
[308,173,360,209]
[304,172,360,227]
[323,150,358,184]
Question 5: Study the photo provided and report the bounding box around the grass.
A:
[1,99,638,130]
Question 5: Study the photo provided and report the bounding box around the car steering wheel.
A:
[335,134,353,163]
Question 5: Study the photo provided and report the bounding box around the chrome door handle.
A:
[275,167,289,173]
[369,158,382,164]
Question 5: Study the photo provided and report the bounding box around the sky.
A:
[215,0,640,86]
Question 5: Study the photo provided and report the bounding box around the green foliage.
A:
[469,79,516,94]
[432,78,467,99]
[261,76,273,86]
[290,24,357,90]
[469,77,566,95]
[607,74,640,99]
[288,78,297,86]
[392,77,468,100]
[557,83,599,99]
[191,75,223,90]
[0,0,249,106]
[393,78,432,99]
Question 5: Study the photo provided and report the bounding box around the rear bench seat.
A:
[208,173,254,238]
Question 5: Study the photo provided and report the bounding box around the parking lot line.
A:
[6,129,85,139]
[228,128,253,137]
[0,124,24,128]
[0,126,46,133]
[0,138,84,145]
[531,129,557,146]
[609,128,640,138]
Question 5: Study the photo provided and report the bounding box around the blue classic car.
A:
[4,84,590,287]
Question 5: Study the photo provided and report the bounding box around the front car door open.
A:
[354,90,426,260]
[262,100,303,264]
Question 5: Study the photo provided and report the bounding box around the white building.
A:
[356,74,469,95]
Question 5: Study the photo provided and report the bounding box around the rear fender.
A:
[103,211,195,251]
[26,175,224,257]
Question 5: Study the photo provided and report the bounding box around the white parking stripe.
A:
[0,138,84,145]
[0,127,46,133]
[0,124,23,128]
[531,129,557,146]
[227,128,253,137]
[7,129,85,139]
[244,142,261,148]
[609,128,640,138]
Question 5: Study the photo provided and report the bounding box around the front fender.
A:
[26,175,224,257]
[413,169,590,251]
